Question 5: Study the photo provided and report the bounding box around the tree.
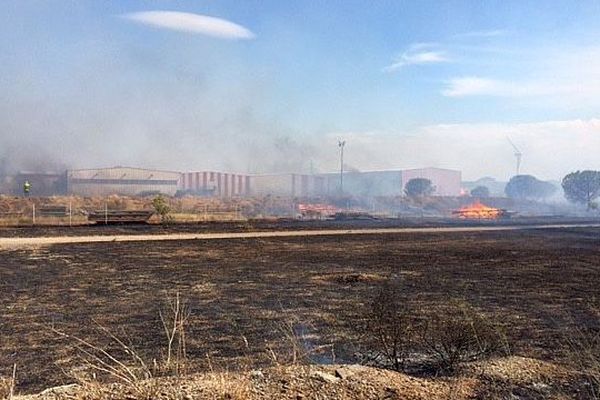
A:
[404,178,434,197]
[152,195,172,223]
[470,185,490,198]
[562,170,600,210]
[505,175,556,200]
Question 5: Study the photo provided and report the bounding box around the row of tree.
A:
[406,170,600,210]
[501,171,600,209]
[504,175,556,200]
[562,170,600,209]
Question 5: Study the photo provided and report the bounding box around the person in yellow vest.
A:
[23,180,31,197]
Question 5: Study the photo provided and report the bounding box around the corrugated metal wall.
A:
[179,171,251,197]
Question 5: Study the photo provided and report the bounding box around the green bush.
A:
[152,195,172,224]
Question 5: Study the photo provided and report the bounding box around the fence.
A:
[0,201,81,227]
[0,201,246,227]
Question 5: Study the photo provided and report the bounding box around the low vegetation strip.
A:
[8,360,573,400]
[1,223,600,249]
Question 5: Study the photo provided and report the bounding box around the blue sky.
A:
[2,1,600,180]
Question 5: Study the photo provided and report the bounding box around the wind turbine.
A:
[507,137,522,176]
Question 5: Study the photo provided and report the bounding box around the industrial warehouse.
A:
[0,166,462,198]
[67,167,182,197]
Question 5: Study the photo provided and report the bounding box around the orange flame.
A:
[453,202,503,219]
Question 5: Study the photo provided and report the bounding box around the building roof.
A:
[401,167,461,173]
[68,166,182,174]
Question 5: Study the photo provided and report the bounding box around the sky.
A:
[1,0,600,180]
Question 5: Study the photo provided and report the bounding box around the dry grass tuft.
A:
[565,327,600,398]
[0,377,12,399]
[266,314,335,367]
[52,322,152,396]
[0,364,16,400]
[50,292,191,398]
[158,292,190,376]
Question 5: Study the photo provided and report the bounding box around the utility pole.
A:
[338,140,346,193]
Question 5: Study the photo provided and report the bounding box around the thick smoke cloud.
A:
[0,37,323,176]
[0,2,327,176]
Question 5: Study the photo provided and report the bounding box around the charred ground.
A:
[1,226,600,394]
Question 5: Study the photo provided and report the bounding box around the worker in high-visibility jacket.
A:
[23,180,31,197]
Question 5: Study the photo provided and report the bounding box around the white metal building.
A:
[400,167,462,196]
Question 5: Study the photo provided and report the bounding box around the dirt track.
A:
[1,223,599,248]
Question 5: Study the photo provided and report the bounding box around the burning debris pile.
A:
[452,202,512,219]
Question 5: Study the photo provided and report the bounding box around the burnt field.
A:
[1,227,600,393]
[0,215,599,238]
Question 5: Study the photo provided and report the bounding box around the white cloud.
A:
[383,44,449,72]
[383,30,507,72]
[442,77,505,97]
[122,11,255,40]
[441,77,552,97]
[442,75,600,99]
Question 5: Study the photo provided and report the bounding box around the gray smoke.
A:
[0,6,326,176]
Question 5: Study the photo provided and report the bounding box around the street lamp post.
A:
[338,140,346,193]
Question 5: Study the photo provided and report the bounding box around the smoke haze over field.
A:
[2,1,600,181]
